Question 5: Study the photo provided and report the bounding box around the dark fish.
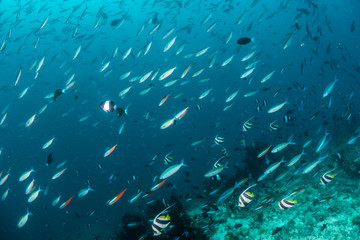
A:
[46,153,53,166]
[310,111,320,120]
[272,226,284,235]
[295,22,300,30]
[116,107,125,117]
[237,37,252,45]
[110,19,122,26]
[350,20,355,32]
[321,224,327,231]
[54,89,62,101]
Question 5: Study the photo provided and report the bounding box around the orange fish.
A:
[150,179,167,192]
[159,93,169,106]
[257,145,272,158]
[59,196,73,209]
[107,188,127,205]
[0,173,9,186]
[104,144,117,157]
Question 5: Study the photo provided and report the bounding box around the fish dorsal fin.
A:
[242,184,257,195]
[155,203,176,219]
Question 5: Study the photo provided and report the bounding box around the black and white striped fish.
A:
[278,198,297,210]
[152,203,176,236]
[269,120,280,131]
[238,184,256,207]
[164,151,174,164]
[242,116,254,132]
[320,169,337,185]
[214,135,224,145]
[220,146,229,158]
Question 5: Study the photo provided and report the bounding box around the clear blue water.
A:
[0,0,359,239]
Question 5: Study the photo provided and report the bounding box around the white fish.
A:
[264,158,285,175]
[192,68,204,78]
[42,137,55,149]
[195,47,210,57]
[287,150,305,167]
[79,114,90,122]
[120,71,131,80]
[123,47,132,60]
[245,59,260,70]
[139,86,152,95]
[99,61,110,72]
[221,54,235,67]
[163,36,177,52]
[118,122,125,134]
[225,90,239,103]
[25,114,36,127]
[162,27,175,39]
[176,43,185,55]
[119,86,132,98]
[323,77,339,98]
[39,16,49,30]
[139,71,153,83]
[56,161,67,169]
[316,132,330,153]
[66,73,75,85]
[240,67,256,79]
[28,187,42,203]
[19,169,35,182]
[160,118,175,130]
[268,100,288,113]
[160,159,187,179]
[52,195,61,206]
[36,57,45,72]
[44,92,54,99]
[113,46,119,58]
[260,70,276,83]
[199,89,212,100]
[151,69,159,80]
[15,68,22,86]
[78,186,94,198]
[163,79,178,87]
[144,41,152,55]
[225,32,233,44]
[271,141,295,153]
[0,113,7,126]
[303,139,312,148]
[18,87,29,99]
[1,188,9,201]
[159,67,176,81]
[241,51,256,61]
[243,91,258,97]
[209,54,216,68]
[283,35,293,50]
[73,45,81,60]
[302,155,328,174]
[18,209,32,228]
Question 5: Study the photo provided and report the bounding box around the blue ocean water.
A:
[0,0,359,239]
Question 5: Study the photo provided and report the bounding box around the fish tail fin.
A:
[181,159,188,167]
[27,208,33,216]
